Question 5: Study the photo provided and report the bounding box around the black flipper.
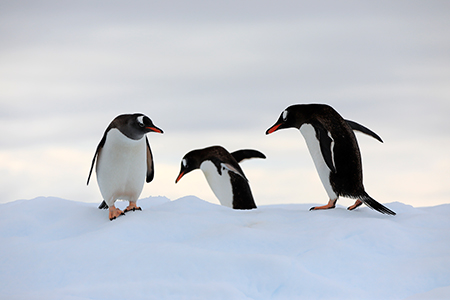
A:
[221,163,248,181]
[231,149,266,163]
[87,133,108,185]
[346,120,383,143]
[210,157,248,181]
[315,126,336,173]
[145,136,155,183]
[87,149,99,185]
[359,193,396,215]
[98,201,108,209]
[210,157,224,176]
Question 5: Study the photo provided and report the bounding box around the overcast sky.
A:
[1,0,449,208]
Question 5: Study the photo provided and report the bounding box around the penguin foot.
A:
[109,207,125,221]
[124,207,142,213]
[310,199,337,211]
[124,202,141,213]
[347,199,363,211]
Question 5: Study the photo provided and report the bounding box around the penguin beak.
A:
[266,123,282,135]
[147,126,164,134]
[175,171,185,183]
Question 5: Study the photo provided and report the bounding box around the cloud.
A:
[0,0,449,205]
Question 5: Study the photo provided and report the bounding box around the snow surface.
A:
[1,196,450,300]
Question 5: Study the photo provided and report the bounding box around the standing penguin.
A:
[87,113,163,220]
[266,104,395,215]
[175,146,265,209]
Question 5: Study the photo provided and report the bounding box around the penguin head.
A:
[114,113,164,140]
[134,114,164,134]
[175,150,202,183]
[266,105,303,134]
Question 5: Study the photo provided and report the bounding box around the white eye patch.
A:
[137,115,145,126]
[282,110,288,121]
[182,159,187,167]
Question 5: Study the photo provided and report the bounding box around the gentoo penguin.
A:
[266,104,395,215]
[87,113,163,220]
[175,146,265,209]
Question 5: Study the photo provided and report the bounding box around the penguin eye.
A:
[182,159,188,168]
[282,110,288,121]
[137,116,145,127]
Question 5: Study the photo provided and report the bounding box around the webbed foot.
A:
[347,199,363,211]
[310,199,337,211]
[109,206,125,221]
[124,202,142,213]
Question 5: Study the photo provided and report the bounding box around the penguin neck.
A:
[107,128,145,147]
[299,123,317,148]
[116,126,146,140]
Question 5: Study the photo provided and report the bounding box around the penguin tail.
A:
[359,193,396,216]
[98,201,109,210]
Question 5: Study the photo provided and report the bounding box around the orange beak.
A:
[266,123,281,134]
[146,126,163,134]
[175,171,185,183]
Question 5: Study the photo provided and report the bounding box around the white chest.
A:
[96,129,147,204]
[200,160,234,208]
[300,124,337,200]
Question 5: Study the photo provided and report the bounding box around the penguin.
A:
[175,146,265,209]
[87,113,163,220]
[265,103,395,215]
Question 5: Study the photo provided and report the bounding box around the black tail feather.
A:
[360,193,396,215]
[98,201,108,209]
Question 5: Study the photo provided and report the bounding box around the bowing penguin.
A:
[175,146,265,209]
[87,113,163,220]
[266,104,395,215]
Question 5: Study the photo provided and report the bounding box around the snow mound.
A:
[1,196,450,300]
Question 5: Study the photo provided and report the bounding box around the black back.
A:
[229,171,257,209]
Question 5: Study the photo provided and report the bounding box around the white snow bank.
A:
[1,196,449,300]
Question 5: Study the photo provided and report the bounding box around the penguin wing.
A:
[231,149,266,163]
[87,133,107,185]
[315,125,337,174]
[221,163,248,181]
[345,120,383,143]
[87,151,98,185]
[146,136,155,183]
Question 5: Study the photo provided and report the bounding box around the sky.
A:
[1,0,449,207]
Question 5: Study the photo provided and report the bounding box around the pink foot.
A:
[109,206,125,221]
[310,199,337,211]
[347,199,363,211]
[124,202,142,213]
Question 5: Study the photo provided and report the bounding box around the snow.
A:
[1,196,450,300]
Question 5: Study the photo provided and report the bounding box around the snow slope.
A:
[1,196,449,300]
